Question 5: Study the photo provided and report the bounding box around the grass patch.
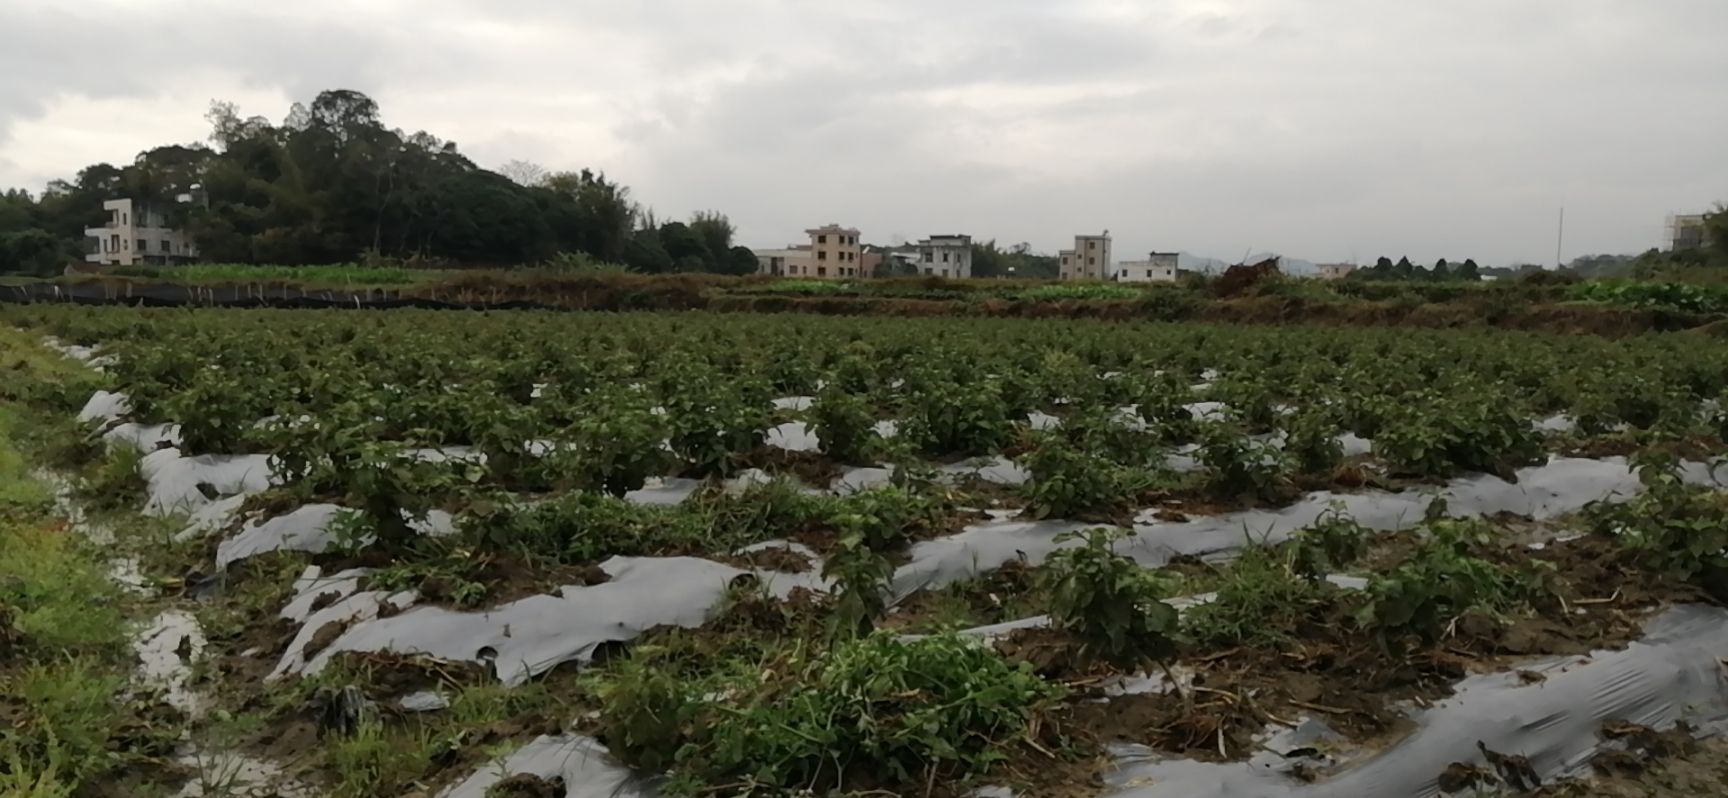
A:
[1010,283,1143,301]
[0,329,185,796]
[73,443,147,514]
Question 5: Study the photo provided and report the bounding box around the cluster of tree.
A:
[0,189,74,273]
[0,89,758,275]
[1350,256,1483,282]
[970,240,1058,279]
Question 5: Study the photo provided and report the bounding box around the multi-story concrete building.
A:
[84,198,198,266]
[1316,263,1357,280]
[1058,232,1112,280]
[754,225,866,279]
[1114,251,1179,283]
[916,234,972,278]
[775,224,863,279]
[1671,214,1710,252]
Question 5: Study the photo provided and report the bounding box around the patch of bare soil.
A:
[487,773,566,798]
[326,651,491,700]
[739,446,844,487]
[324,552,610,611]
[718,545,813,574]
[1466,721,1725,797]
[886,559,1042,633]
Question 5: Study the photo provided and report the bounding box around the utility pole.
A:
[1555,207,1566,269]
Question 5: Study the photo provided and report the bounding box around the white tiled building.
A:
[916,234,972,278]
[1114,252,1179,282]
[84,198,198,266]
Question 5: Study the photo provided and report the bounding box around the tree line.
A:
[0,89,758,275]
[1349,256,1484,282]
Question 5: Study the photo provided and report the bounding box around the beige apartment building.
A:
[757,224,866,279]
[84,198,199,266]
[1058,232,1112,280]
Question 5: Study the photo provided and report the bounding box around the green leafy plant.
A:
[594,631,1062,795]
[808,382,879,463]
[1354,519,1550,644]
[822,524,894,638]
[1197,421,1289,502]
[1372,390,1543,479]
[1584,450,1728,596]
[1287,504,1370,579]
[900,376,1013,456]
[1020,432,1152,519]
[546,387,674,496]
[1185,543,1340,647]
[1283,408,1345,476]
[1042,528,1179,667]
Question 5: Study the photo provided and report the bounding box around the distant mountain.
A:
[1177,253,1230,273]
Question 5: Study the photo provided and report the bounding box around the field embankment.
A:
[3,271,1722,336]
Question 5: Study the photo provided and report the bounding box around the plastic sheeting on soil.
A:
[1102,604,1728,798]
[104,420,182,451]
[911,576,1371,643]
[141,448,275,516]
[134,609,209,716]
[280,566,373,623]
[274,553,831,685]
[214,504,457,569]
[438,735,653,798]
[891,456,1719,596]
[77,389,130,424]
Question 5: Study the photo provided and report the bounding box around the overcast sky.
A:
[4,0,1725,266]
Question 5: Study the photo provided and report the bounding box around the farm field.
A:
[6,306,1728,797]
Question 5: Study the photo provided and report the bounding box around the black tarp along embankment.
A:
[0,280,710,312]
[0,281,497,310]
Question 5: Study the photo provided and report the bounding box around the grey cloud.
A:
[0,3,384,140]
[3,0,1727,265]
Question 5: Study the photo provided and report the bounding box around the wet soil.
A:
[885,559,1044,633]
[1009,531,1711,766]
[739,446,844,487]
[717,545,814,574]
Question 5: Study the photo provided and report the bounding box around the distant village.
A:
[74,193,1714,283]
[749,225,1356,282]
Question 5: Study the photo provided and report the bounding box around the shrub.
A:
[1042,528,1178,667]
